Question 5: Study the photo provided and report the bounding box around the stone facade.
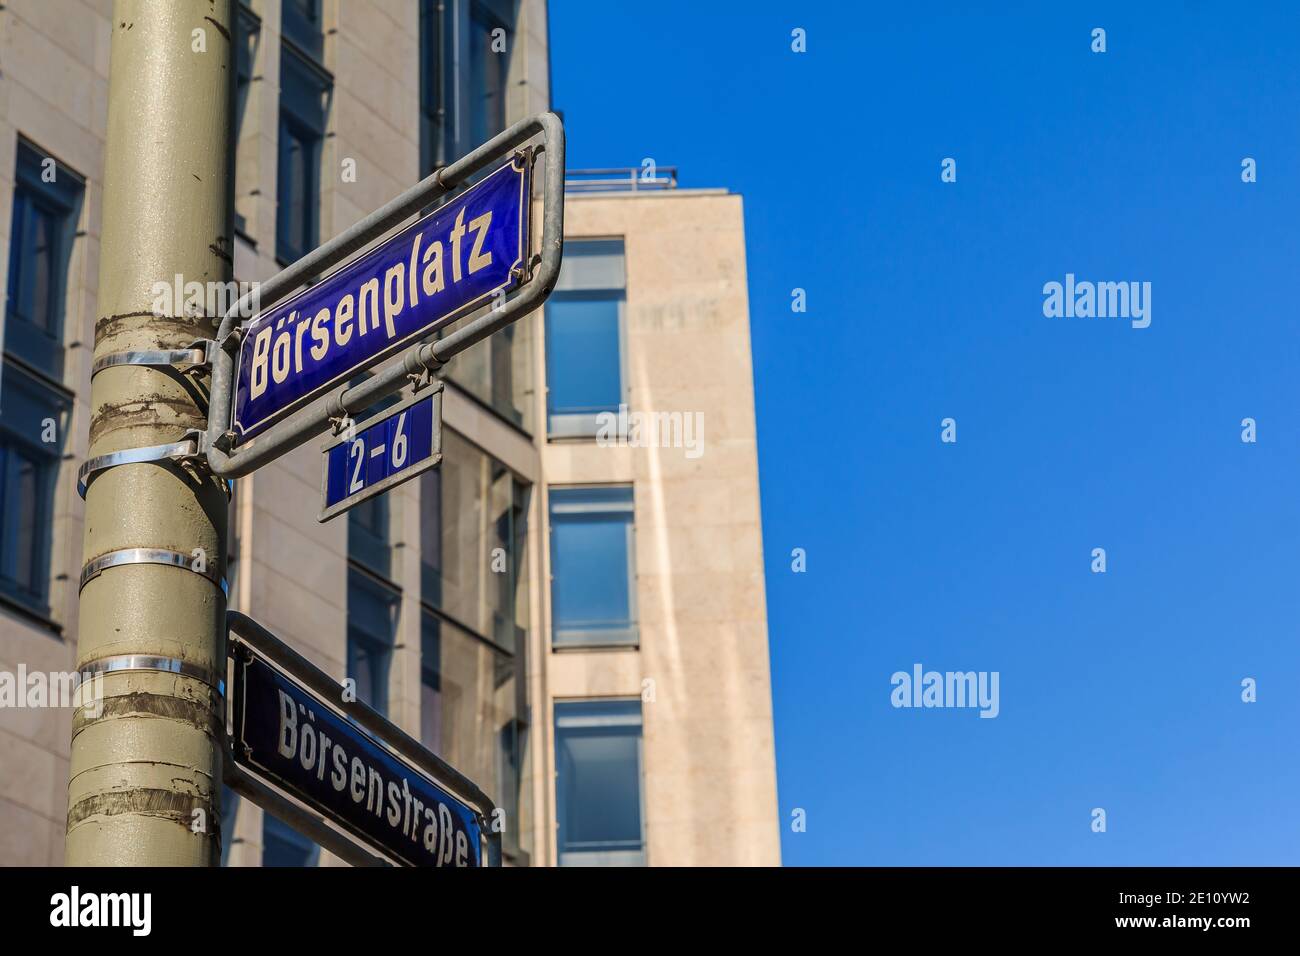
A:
[0,0,778,867]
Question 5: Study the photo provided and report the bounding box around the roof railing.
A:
[565,167,678,193]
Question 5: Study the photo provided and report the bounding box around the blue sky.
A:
[549,2,1300,865]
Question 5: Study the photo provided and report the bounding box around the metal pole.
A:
[66,0,235,865]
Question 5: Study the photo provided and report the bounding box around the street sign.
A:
[225,612,497,867]
[230,156,530,443]
[319,385,442,523]
[205,112,564,482]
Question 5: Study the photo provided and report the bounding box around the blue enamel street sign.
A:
[319,386,442,522]
[230,635,485,867]
[231,157,530,443]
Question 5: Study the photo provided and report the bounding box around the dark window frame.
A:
[276,40,332,265]
[1,139,82,623]
[554,698,646,866]
[0,358,72,621]
[419,0,515,174]
[345,562,400,718]
[5,139,84,381]
[234,3,263,240]
[419,601,526,863]
[417,426,531,862]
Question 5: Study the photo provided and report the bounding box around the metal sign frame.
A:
[203,111,564,480]
[230,158,528,442]
[223,611,502,867]
[318,381,444,523]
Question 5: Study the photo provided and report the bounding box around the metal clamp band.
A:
[79,653,225,697]
[77,430,205,498]
[80,547,228,596]
[90,340,214,379]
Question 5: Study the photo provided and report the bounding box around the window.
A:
[438,317,532,431]
[277,32,330,263]
[346,568,399,716]
[468,2,510,150]
[554,700,645,866]
[420,429,529,649]
[422,0,529,429]
[262,813,320,867]
[0,363,69,618]
[548,486,637,648]
[281,0,323,61]
[2,141,79,619]
[5,141,84,380]
[345,387,401,718]
[234,4,262,237]
[419,0,450,175]
[420,608,522,857]
[420,0,514,173]
[419,428,529,858]
[545,240,626,437]
[347,493,390,580]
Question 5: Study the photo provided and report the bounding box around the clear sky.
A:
[549,1,1300,865]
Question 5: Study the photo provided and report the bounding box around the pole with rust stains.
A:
[66,0,235,865]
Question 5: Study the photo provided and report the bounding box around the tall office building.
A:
[0,0,778,866]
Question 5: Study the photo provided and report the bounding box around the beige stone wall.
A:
[0,0,111,866]
[537,190,781,866]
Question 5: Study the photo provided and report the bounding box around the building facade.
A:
[0,0,778,867]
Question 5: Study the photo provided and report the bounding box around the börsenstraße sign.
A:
[231,156,530,443]
[230,632,485,867]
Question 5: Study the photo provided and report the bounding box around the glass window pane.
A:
[545,295,622,418]
[552,519,630,625]
[468,7,508,148]
[282,0,323,61]
[549,486,636,647]
[554,239,626,293]
[262,813,320,867]
[419,609,520,854]
[554,700,643,865]
[6,141,84,379]
[0,361,68,615]
[8,455,38,592]
[346,570,398,716]
[421,430,520,649]
[347,490,390,579]
[285,128,307,239]
[439,319,532,431]
[277,47,327,261]
[277,119,317,261]
[234,8,261,235]
[418,0,451,172]
[29,205,54,333]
